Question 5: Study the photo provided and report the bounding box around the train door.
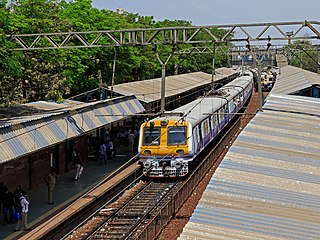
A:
[218,107,224,130]
[198,124,203,149]
[234,95,241,110]
[201,119,210,146]
[224,104,229,122]
[211,114,218,137]
[193,126,201,153]
[229,98,235,113]
[208,116,213,138]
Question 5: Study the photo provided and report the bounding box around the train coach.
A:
[138,71,254,178]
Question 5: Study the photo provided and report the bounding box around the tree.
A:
[288,40,320,73]
[0,0,233,105]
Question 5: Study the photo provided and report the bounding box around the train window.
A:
[168,126,186,145]
[212,114,217,127]
[208,117,212,132]
[229,100,234,111]
[194,127,199,143]
[202,120,209,136]
[143,127,160,146]
[219,108,224,120]
[240,94,243,103]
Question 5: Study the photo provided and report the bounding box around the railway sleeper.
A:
[95,233,125,239]
[116,214,146,218]
[106,225,135,231]
[122,207,151,212]
[108,220,137,225]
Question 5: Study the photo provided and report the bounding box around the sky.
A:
[92,0,319,26]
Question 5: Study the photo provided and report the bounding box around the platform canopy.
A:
[111,69,237,104]
[0,95,144,164]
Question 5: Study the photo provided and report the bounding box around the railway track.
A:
[65,118,241,240]
[83,181,182,239]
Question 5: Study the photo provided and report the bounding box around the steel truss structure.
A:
[6,20,320,51]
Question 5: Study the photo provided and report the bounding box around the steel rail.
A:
[85,181,182,240]
[76,179,151,240]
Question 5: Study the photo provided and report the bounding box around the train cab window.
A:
[143,127,160,146]
[168,126,186,145]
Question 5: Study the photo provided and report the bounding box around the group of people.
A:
[0,182,30,231]
[95,128,138,165]
[116,129,138,150]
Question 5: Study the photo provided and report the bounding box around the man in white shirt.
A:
[14,193,30,231]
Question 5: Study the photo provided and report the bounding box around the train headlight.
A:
[144,150,151,155]
[174,160,182,169]
[143,160,152,169]
[176,149,184,155]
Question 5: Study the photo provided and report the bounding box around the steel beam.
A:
[5,20,320,51]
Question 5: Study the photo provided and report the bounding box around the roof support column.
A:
[154,46,173,114]
[211,41,216,90]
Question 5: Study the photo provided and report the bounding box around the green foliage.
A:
[288,40,320,73]
[0,0,232,106]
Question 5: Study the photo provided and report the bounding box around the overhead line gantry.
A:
[6,20,320,51]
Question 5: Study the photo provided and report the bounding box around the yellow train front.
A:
[138,117,194,178]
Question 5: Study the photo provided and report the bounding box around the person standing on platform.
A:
[128,130,135,152]
[87,134,94,152]
[107,140,115,160]
[100,142,107,164]
[13,185,26,214]
[44,169,57,204]
[3,187,14,224]
[14,192,30,231]
[72,148,84,181]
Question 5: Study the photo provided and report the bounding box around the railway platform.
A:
[1,146,136,240]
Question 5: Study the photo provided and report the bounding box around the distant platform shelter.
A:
[106,68,238,113]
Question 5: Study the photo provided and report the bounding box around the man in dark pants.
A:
[14,192,30,231]
[3,187,14,224]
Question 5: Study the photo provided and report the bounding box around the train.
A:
[261,66,277,91]
[138,71,254,178]
[261,71,275,91]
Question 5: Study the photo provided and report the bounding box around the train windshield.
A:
[143,127,160,146]
[168,126,186,145]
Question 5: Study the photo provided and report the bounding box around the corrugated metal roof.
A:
[273,65,320,95]
[179,67,320,239]
[112,68,237,103]
[0,96,144,164]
